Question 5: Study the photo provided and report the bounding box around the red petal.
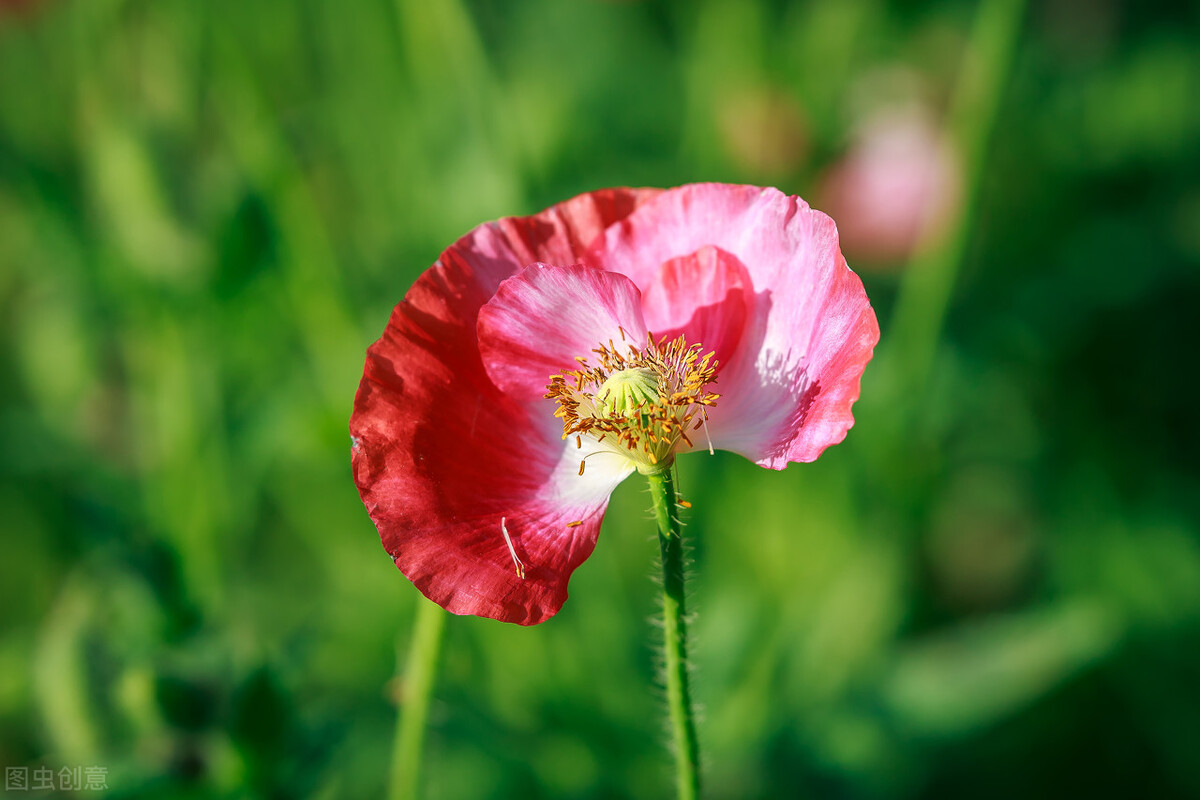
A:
[351,188,658,624]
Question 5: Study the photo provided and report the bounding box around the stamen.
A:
[566,520,583,528]
[500,517,525,580]
[545,333,720,473]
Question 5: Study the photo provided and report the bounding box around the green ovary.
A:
[597,367,661,417]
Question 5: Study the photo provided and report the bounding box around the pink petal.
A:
[593,183,879,467]
[478,263,650,410]
[639,245,753,372]
[351,188,658,624]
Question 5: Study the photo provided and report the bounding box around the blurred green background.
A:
[2,0,1199,797]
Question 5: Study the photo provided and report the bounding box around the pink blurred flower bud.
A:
[820,108,961,267]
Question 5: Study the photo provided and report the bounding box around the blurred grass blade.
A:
[390,599,447,800]
[884,600,1123,738]
[880,0,1027,410]
[34,576,99,763]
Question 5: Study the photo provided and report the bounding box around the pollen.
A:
[545,333,719,474]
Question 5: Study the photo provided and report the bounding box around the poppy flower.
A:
[351,183,878,625]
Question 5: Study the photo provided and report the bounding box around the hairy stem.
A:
[647,466,701,800]
[389,598,447,800]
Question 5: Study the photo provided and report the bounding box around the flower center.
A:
[545,333,720,474]
[597,367,660,417]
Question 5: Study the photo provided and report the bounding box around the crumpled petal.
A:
[592,183,879,467]
[351,188,658,624]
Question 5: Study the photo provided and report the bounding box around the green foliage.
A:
[1,0,1197,798]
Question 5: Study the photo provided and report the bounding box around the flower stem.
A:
[389,598,447,800]
[646,466,701,800]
